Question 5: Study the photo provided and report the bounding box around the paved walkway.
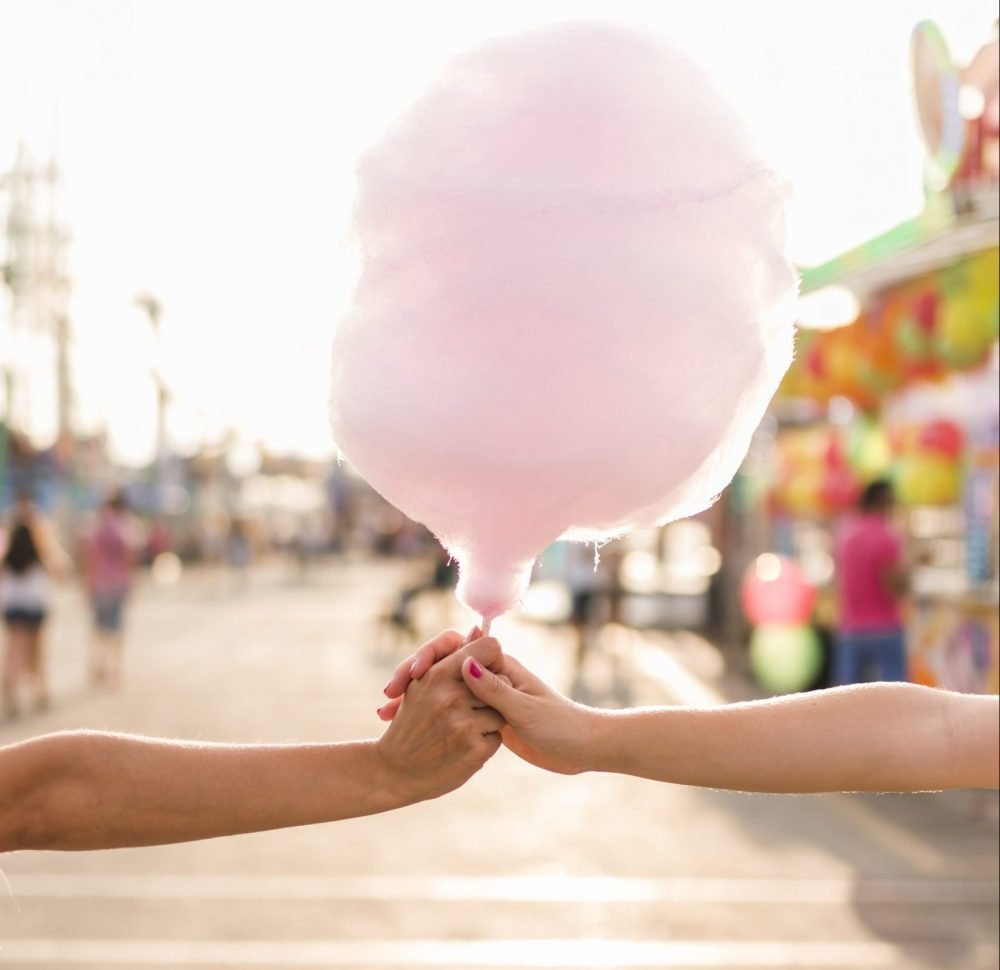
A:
[1,557,997,969]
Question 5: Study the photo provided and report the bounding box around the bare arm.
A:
[0,635,505,852]
[461,657,1000,793]
[590,683,999,793]
[1,734,400,851]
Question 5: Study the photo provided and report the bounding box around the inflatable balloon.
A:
[741,554,816,626]
[857,337,903,397]
[330,24,798,620]
[895,313,933,362]
[895,453,962,506]
[917,419,964,458]
[935,297,992,367]
[968,248,999,294]
[847,419,893,480]
[748,624,823,695]
[820,464,861,514]
[777,469,826,517]
[823,338,862,394]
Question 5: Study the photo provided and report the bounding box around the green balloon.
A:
[847,420,892,480]
[749,624,823,694]
[895,316,932,361]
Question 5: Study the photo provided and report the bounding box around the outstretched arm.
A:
[0,634,505,852]
[461,656,1000,793]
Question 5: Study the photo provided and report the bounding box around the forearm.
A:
[589,684,998,793]
[4,731,407,852]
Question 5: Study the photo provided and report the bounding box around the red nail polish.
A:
[376,706,385,717]
[382,683,392,696]
[469,660,483,678]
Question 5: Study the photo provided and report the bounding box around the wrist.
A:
[577,707,626,774]
[368,738,434,811]
[363,740,419,814]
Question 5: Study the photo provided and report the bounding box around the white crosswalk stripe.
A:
[3,937,997,968]
[4,872,996,904]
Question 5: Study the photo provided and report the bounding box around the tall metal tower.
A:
[0,140,72,499]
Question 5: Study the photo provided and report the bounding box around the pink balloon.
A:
[916,419,964,459]
[330,24,797,620]
[741,556,816,626]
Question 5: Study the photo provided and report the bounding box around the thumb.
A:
[462,655,526,722]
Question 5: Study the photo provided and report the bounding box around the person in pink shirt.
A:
[832,479,908,685]
[84,491,134,689]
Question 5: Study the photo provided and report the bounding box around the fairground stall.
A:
[736,20,999,695]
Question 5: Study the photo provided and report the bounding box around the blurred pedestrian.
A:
[379,544,458,653]
[832,479,909,686]
[565,542,611,675]
[84,491,134,689]
[225,517,252,590]
[1,496,66,717]
[145,519,172,565]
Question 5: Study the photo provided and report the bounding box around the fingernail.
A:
[469,660,483,679]
[409,662,418,676]
[376,706,384,717]
[382,682,392,696]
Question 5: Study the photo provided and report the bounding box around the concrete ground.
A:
[0,556,997,970]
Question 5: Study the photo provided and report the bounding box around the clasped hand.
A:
[376,628,596,788]
[372,628,1000,800]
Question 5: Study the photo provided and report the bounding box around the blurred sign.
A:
[912,20,1000,192]
[912,21,964,191]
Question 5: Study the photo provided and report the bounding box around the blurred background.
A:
[0,2,997,968]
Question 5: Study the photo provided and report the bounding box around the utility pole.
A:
[41,158,73,448]
[0,141,73,509]
[0,141,33,499]
[134,292,168,512]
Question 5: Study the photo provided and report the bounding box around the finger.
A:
[463,625,482,645]
[428,636,504,683]
[376,697,402,721]
[479,731,503,760]
[461,655,526,723]
[383,629,464,698]
[471,708,508,735]
[497,653,544,692]
[455,636,504,678]
[409,629,466,681]
[470,670,511,706]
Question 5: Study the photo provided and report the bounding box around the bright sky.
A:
[1,0,995,465]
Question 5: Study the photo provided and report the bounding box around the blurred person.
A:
[384,639,998,793]
[564,541,608,674]
[1,521,51,717]
[832,479,909,686]
[0,496,68,717]
[83,491,135,689]
[0,632,502,852]
[145,519,172,565]
[377,545,459,655]
[290,514,330,584]
[225,517,252,590]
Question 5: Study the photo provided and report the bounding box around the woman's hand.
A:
[460,653,601,775]
[375,637,507,803]
[378,627,488,722]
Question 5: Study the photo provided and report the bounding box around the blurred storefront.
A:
[734,20,999,694]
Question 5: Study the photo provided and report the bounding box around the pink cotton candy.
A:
[330,23,798,621]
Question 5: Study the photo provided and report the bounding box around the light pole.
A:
[134,293,168,512]
[0,144,31,503]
